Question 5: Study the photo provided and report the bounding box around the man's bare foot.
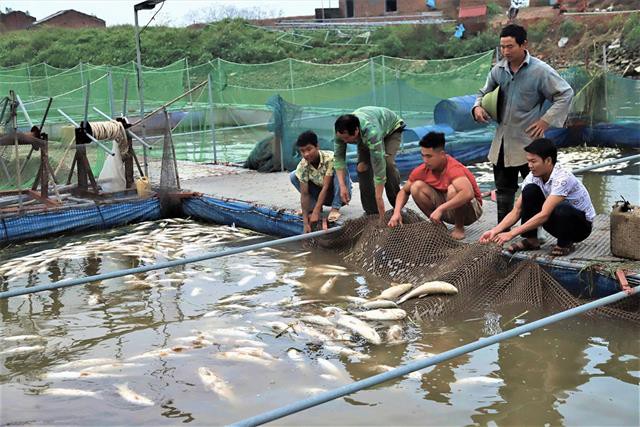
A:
[451,227,465,240]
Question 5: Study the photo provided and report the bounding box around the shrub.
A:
[559,20,583,38]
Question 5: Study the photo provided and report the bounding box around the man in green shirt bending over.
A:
[334,107,405,222]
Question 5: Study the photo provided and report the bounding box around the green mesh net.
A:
[0,53,638,191]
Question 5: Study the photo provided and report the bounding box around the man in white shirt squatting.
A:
[479,138,595,256]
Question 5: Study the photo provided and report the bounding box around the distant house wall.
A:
[0,11,36,32]
[338,0,430,18]
[33,10,105,29]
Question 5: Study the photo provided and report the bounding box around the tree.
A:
[184,5,283,25]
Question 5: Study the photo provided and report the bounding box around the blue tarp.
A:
[183,195,303,237]
[0,198,161,244]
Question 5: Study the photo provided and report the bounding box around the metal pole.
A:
[15,94,34,128]
[369,58,377,106]
[572,153,640,175]
[230,286,639,427]
[83,81,91,125]
[0,226,342,299]
[129,80,207,128]
[107,70,115,118]
[602,44,609,122]
[184,57,194,159]
[10,92,21,209]
[92,107,152,149]
[207,73,218,163]
[122,76,129,117]
[289,58,296,104]
[26,64,33,100]
[134,8,149,177]
[79,61,85,87]
[381,55,387,106]
[44,63,51,96]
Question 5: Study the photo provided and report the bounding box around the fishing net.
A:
[157,109,182,218]
[311,210,640,324]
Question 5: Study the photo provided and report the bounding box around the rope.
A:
[230,285,639,427]
[89,120,129,157]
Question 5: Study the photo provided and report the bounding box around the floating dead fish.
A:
[324,344,370,360]
[320,374,339,381]
[234,339,268,348]
[386,325,404,343]
[300,315,334,327]
[42,388,100,398]
[317,358,343,378]
[2,335,44,342]
[287,348,304,362]
[198,367,234,401]
[254,311,284,318]
[362,300,398,309]
[356,309,407,321]
[127,347,190,361]
[376,283,413,301]
[84,363,142,373]
[320,276,338,295]
[238,275,256,286]
[329,312,382,345]
[372,364,423,380]
[217,295,250,304]
[55,358,118,370]
[454,376,504,385]
[301,387,326,395]
[397,281,458,304]
[44,371,124,380]
[115,383,154,406]
[202,329,254,339]
[234,347,277,361]
[291,251,311,258]
[1,345,44,355]
[286,299,324,308]
[220,304,251,311]
[215,351,272,366]
[341,296,369,305]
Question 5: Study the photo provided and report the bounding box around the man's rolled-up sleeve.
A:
[333,138,347,171]
[540,68,574,128]
[366,129,387,186]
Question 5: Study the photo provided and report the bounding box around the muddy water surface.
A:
[0,220,638,426]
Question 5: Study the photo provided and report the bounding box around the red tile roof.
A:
[459,5,487,18]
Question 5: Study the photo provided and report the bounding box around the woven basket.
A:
[610,202,640,260]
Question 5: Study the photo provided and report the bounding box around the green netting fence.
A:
[0,51,638,192]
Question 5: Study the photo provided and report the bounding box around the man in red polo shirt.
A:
[388,131,483,240]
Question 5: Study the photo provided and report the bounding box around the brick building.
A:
[32,9,105,29]
[338,0,431,18]
[0,10,36,32]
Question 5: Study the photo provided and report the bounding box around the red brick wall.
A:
[339,0,430,18]
[36,10,105,29]
[0,11,35,32]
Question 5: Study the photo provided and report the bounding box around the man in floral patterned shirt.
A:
[290,131,352,232]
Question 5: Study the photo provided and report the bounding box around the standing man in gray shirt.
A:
[472,24,573,223]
